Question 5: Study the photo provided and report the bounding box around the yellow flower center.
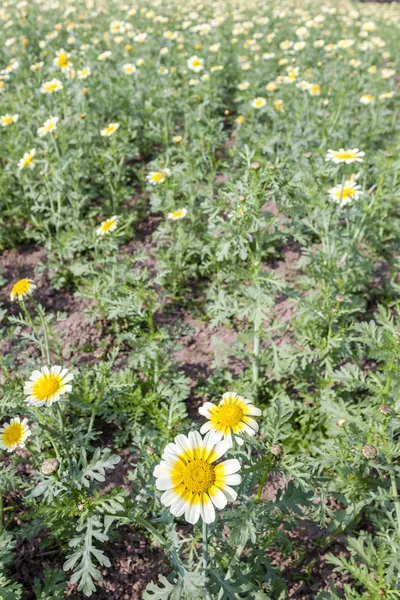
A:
[104,125,116,135]
[334,151,357,161]
[181,459,216,494]
[171,210,184,219]
[32,374,63,401]
[336,186,354,199]
[45,83,59,92]
[151,172,165,183]
[215,403,244,428]
[2,116,13,124]
[100,219,116,232]
[2,423,24,447]
[57,54,69,68]
[191,59,201,68]
[12,279,31,296]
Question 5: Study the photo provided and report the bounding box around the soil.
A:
[1,235,348,599]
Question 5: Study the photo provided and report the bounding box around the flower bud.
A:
[270,444,283,456]
[379,405,391,416]
[362,445,377,459]
[41,458,59,475]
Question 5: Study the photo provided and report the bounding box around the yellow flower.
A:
[187,55,204,72]
[235,115,246,124]
[360,94,374,105]
[379,91,394,100]
[122,63,136,74]
[101,122,120,137]
[1,114,18,126]
[96,215,118,236]
[30,61,44,71]
[53,49,71,70]
[266,82,278,92]
[164,31,178,40]
[153,430,241,524]
[172,135,183,143]
[381,68,395,80]
[37,116,59,137]
[146,169,170,185]
[98,51,112,61]
[18,149,36,171]
[134,33,148,44]
[328,180,362,207]
[199,392,261,446]
[77,67,91,79]
[308,84,321,96]
[0,417,31,452]
[273,99,284,112]
[24,366,74,407]
[251,97,266,109]
[326,148,365,164]
[41,79,63,94]
[237,81,249,91]
[167,208,187,220]
[10,278,36,301]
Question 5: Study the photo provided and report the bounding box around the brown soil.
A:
[1,240,348,599]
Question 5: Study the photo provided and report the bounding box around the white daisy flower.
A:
[24,366,74,407]
[153,430,241,524]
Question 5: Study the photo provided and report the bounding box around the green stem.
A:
[30,297,51,364]
[383,436,400,536]
[87,363,108,435]
[54,403,71,469]
[255,468,269,503]
[0,494,3,534]
[202,521,212,600]
[253,330,260,386]
[19,298,46,362]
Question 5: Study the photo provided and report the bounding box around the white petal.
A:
[221,485,238,502]
[186,501,201,525]
[174,434,192,456]
[200,422,213,434]
[201,496,215,524]
[161,489,177,507]
[224,474,241,486]
[155,476,175,491]
[198,402,214,417]
[244,405,262,416]
[212,438,231,461]
[188,430,203,450]
[209,486,228,510]
[171,496,186,517]
[219,459,241,475]
[244,417,259,432]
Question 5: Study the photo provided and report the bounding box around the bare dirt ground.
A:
[0,223,347,599]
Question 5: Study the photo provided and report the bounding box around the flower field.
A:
[1,0,400,598]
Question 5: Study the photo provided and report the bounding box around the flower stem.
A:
[19,298,46,362]
[383,436,400,536]
[202,521,212,600]
[87,363,108,435]
[255,469,268,503]
[30,297,51,364]
[0,494,3,534]
[252,323,260,387]
[54,402,71,469]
